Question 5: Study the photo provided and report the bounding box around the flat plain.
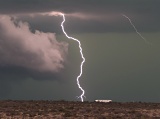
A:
[0,100,160,118]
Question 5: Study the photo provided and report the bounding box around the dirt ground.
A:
[0,100,160,119]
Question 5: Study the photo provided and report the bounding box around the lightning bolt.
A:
[60,13,85,102]
[122,14,151,45]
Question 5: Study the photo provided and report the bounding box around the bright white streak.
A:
[60,13,85,102]
[122,14,150,45]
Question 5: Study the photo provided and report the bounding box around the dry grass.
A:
[0,100,160,118]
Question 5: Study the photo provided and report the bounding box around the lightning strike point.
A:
[60,13,85,102]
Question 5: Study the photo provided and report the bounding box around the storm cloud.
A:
[0,15,68,80]
[0,0,159,15]
[0,0,160,33]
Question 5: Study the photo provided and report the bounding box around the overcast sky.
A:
[0,0,160,102]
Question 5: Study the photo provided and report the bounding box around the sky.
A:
[0,0,160,102]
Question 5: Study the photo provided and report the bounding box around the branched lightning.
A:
[122,14,151,45]
[60,13,85,102]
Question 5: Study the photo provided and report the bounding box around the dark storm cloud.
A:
[0,0,159,33]
[0,0,158,33]
[0,0,159,15]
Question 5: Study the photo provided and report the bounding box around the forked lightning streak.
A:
[60,13,85,102]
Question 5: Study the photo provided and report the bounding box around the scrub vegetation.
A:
[0,100,160,118]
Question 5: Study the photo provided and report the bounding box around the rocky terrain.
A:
[0,100,160,118]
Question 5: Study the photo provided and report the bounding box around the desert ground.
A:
[0,100,160,119]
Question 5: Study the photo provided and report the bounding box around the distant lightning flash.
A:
[60,13,85,102]
[122,14,151,45]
